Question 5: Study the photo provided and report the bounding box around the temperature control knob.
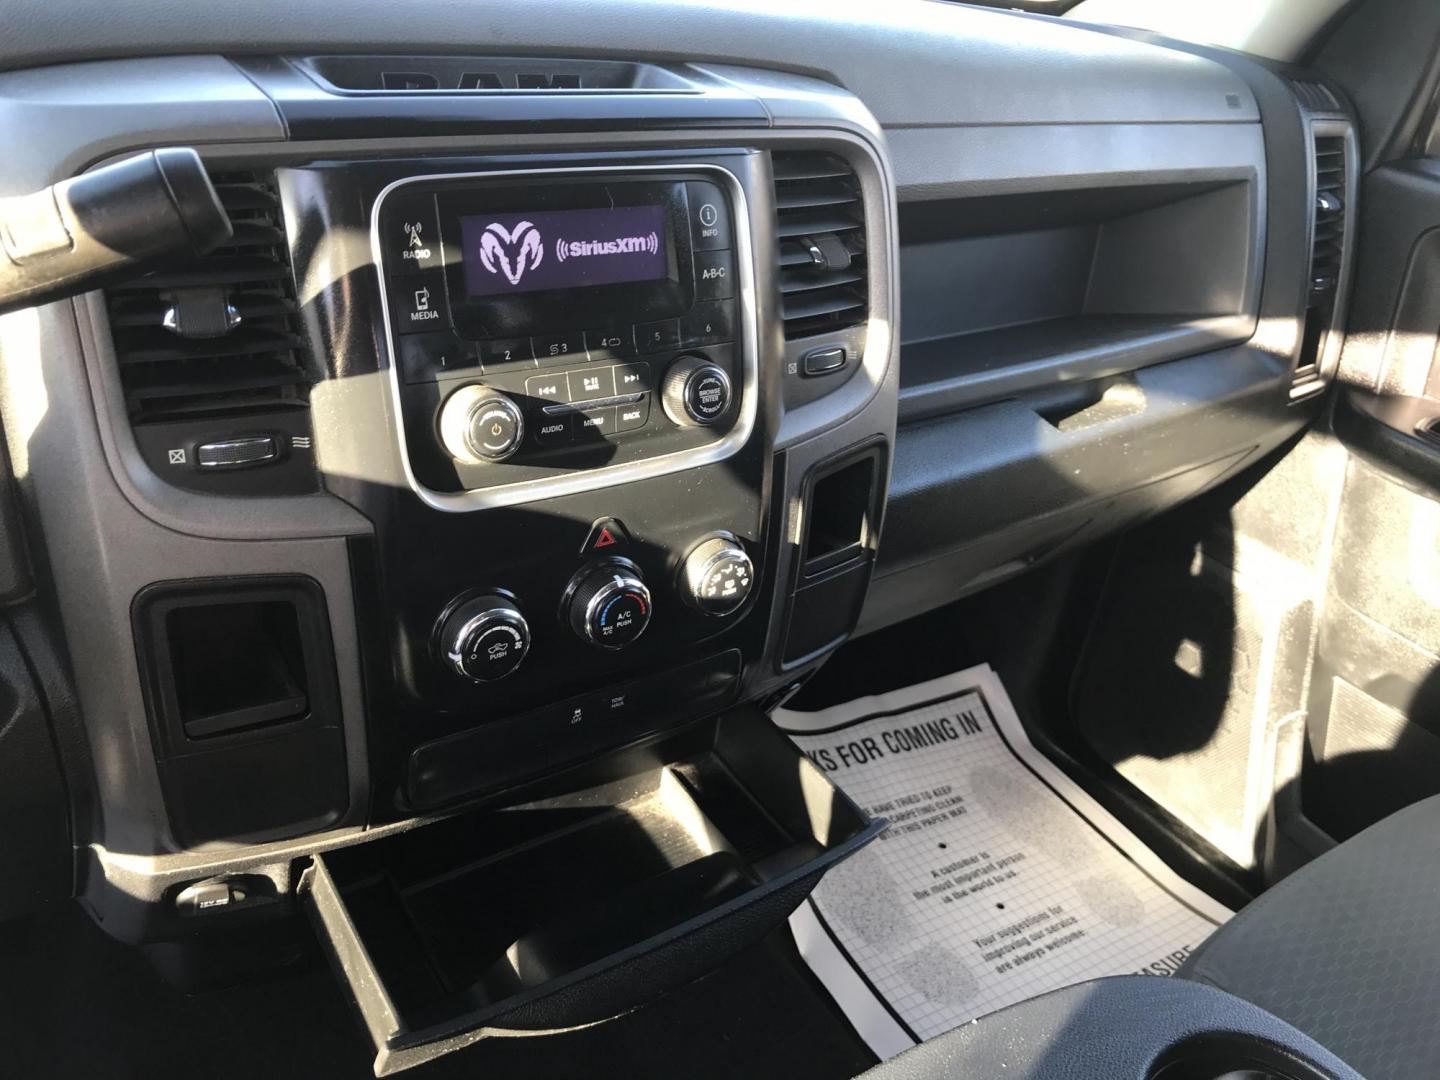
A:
[438,384,524,465]
[680,535,755,617]
[565,559,653,650]
[437,593,531,682]
[661,355,733,427]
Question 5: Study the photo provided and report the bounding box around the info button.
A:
[687,182,732,252]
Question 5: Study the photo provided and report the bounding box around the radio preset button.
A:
[687,182,732,252]
[396,333,475,383]
[385,196,443,273]
[524,372,570,404]
[635,318,681,355]
[390,270,449,334]
[617,397,650,433]
[477,337,534,369]
[694,250,736,301]
[681,301,736,348]
[584,328,636,361]
[613,362,651,394]
[569,367,616,402]
[531,333,587,364]
[533,414,574,447]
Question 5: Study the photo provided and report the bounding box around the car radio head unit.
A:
[372,164,753,509]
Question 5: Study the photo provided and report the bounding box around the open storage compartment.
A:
[897,179,1260,419]
[303,709,880,1075]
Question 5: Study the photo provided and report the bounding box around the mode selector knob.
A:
[565,558,653,650]
[438,384,524,465]
[438,593,531,682]
[662,355,733,427]
[681,535,756,617]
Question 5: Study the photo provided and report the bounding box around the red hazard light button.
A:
[581,517,633,556]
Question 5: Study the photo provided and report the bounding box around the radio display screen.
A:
[459,205,669,298]
[429,176,698,340]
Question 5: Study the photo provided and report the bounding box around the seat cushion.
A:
[1180,793,1440,1079]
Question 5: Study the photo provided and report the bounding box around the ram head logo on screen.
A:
[477,221,544,286]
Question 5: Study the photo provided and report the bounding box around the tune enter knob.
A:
[661,355,733,427]
[438,384,524,465]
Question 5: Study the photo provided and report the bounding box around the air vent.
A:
[772,152,869,340]
[106,171,310,424]
[1290,79,1340,113]
[1292,132,1350,396]
[1309,136,1347,302]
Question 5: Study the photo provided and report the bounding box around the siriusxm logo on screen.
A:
[475,218,661,288]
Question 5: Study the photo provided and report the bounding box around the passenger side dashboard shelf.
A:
[302,709,880,1076]
[896,179,1259,421]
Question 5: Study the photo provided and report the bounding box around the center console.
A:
[27,51,898,1070]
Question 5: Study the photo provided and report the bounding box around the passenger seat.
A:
[1177,793,1440,1079]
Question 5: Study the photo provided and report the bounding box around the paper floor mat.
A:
[776,664,1232,1061]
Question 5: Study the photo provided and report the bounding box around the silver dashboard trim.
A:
[370,162,759,512]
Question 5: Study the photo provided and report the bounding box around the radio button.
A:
[570,367,616,402]
[584,328,636,361]
[533,414,574,447]
[390,270,449,335]
[524,372,570,404]
[384,196,442,273]
[576,406,617,438]
[687,182,732,252]
[396,333,475,382]
[694,250,736,301]
[613,362,651,394]
[617,396,650,433]
[681,300,736,347]
[635,318,682,354]
[477,337,534,370]
[531,333,587,365]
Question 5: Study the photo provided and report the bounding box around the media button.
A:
[681,300,736,347]
[613,362,651,394]
[584,327,636,361]
[390,270,449,335]
[532,414,574,447]
[477,337,534,370]
[384,196,442,273]
[524,372,570,404]
[530,333,587,365]
[635,318,681,355]
[694,250,736,301]
[576,406,617,438]
[687,182,732,252]
[569,367,616,402]
[617,396,651,433]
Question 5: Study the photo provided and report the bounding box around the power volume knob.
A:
[438,594,531,682]
[681,535,755,617]
[662,355,733,427]
[438,384,524,465]
[565,559,653,650]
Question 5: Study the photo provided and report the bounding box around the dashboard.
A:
[0,0,1357,1068]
